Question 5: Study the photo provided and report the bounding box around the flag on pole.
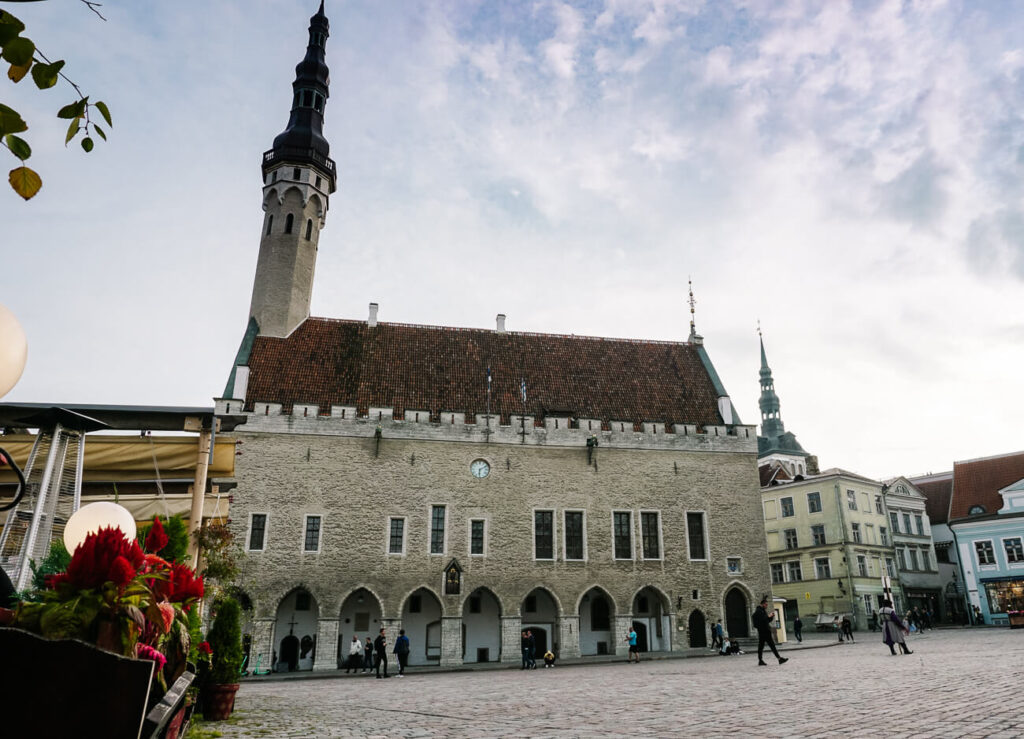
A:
[487,366,492,386]
[520,378,527,405]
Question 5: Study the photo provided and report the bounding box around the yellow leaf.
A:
[7,61,30,83]
[9,166,41,200]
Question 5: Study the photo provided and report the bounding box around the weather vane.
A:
[757,319,761,337]
[688,277,697,337]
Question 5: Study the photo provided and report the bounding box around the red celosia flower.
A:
[64,527,145,590]
[144,517,169,554]
[137,643,167,672]
[45,572,68,589]
[197,641,213,656]
[167,562,204,608]
[108,555,136,588]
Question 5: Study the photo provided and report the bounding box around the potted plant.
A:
[1009,610,1024,629]
[203,596,244,720]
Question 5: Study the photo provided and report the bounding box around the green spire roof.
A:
[757,334,808,458]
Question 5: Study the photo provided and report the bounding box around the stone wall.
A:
[229,423,770,670]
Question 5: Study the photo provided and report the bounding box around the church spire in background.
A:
[758,328,785,439]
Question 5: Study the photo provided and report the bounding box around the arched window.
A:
[305,219,313,240]
[284,213,294,234]
[265,215,273,235]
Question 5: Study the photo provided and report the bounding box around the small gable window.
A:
[305,219,313,240]
[968,505,986,516]
[285,213,294,234]
[265,214,273,235]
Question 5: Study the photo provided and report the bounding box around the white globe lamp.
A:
[0,303,28,399]
[63,501,137,554]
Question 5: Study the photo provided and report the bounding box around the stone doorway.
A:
[724,587,749,638]
[688,609,707,648]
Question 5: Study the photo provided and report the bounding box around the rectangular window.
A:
[771,562,785,584]
[470,519,485,555]
[880,526,888,546]
[784,528,798,549]
[303,515,321,552]
[613,511,633,559]
[815,557,831,579]
[851,522,861,544]
[811,525,826,546]
[787,560,803,582]
[564,511,584,560]
[936,543,951,563]
[908,549,919,571]
[865,524,875,544]
[896,548,906,569]
[914,515,924,536]
[857,555,868,577]
[975,540,996,566]
[890,512,900,533]
[902,513,912,534]
[863,594,874,616]
[430,505,446,554]
[780,497,795,517]
[640,512,661,559]
[807,492,822,514]
[248,514,267,551]
[535,510,554,559]
[875,495,884,514]
[920,549,930,571]
[388,518,405,554]
[847,490,857,510]
[886,558,896,578]
[1004,537,1024,564]
[686,512,707,560]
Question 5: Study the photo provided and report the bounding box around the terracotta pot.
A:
[0,607,14,626]
[203,683,240,721]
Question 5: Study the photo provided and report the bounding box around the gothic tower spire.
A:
[758,333,785,439]
[756,329,811,474]
[248,2,337,338]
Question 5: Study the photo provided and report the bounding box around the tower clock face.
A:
[470,459,490,478]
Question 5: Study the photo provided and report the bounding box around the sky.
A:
[2,0,1022,481]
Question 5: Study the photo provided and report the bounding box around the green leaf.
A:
[30,59,63,90]
[64,117,79,145]
[0,104,27,135]
[93,124,106,141]
[57,98,87,120]
[9,165,41,200]
[1,36,33,66]
[5,134,30,160]
[81,136,93,153]
[94,100,112,127]
[7,60,30,83]
[0,11,26,46]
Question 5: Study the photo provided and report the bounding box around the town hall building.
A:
[218,2,771,672]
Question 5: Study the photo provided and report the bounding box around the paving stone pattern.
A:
[215,628,1024,738]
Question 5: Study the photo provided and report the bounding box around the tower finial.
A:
[688,277,697,340]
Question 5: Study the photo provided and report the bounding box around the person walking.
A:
[792,615,803,643]
[879,599,912,655]
[870,612,879,632]
[841,615,855,642]
[521,631,530,670]
[832,616,843,642]
[626,626,640,663]
[374,628,390,678]
[346,636,363,673]
[753,597,788,667]
[526,629,537,669]
[393,629,410,677]
[363,636,374,673]
[710,620,724,651]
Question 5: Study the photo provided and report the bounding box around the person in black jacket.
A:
[752,597,788,667]
[374,628,390,678]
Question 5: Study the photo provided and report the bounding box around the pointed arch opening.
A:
[337,587,384,669]
[274,587,318,672]
[521,587,560,658]
[305,218,313,240]
[265,214,273,235]
[284,213,294,234]
[724,586,751,638]
[462,587,502,663]
[632,586,672,652]
[578,586,616,656]
[401,587,443,666]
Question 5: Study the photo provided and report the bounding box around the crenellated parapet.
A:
[215,397,757,452]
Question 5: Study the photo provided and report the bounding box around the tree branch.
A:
[79,1,106,22]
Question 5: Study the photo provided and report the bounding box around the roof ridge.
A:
[303,316,696,347]
[953,449,1024,467]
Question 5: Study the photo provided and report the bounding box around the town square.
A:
[1,1,1023,738]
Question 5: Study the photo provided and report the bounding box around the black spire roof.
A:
[262,1,336,191]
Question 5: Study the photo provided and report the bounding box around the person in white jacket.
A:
[346,636,364,673]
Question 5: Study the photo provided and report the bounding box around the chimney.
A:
[496,313,506,333]
[368,302,379,327]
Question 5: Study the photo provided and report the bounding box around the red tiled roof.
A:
[949,451,1024,521]
[910,474,953,524]
[759,463,792,487]
[244,318,725,429]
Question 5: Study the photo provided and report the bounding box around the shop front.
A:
[982,577,1024,628]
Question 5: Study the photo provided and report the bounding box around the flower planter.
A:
[1009,612,1024,629]
[203,682,241,720]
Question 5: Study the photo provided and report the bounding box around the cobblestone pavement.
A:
[215,628,1024,738]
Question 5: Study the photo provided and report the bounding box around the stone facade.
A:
[227,416,770,671]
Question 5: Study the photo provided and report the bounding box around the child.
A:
[543,649,555,667]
